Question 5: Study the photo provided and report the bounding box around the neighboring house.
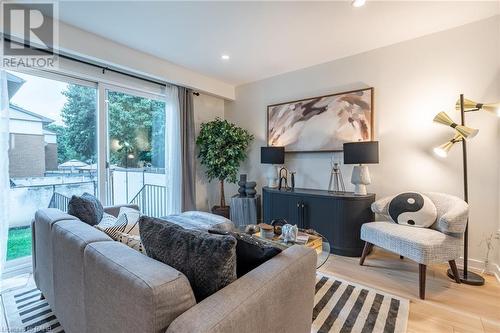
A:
[7,73,58,178]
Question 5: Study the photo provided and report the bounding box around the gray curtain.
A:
[178,87,196,211]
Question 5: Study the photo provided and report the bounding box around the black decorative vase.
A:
[238,174,247,197]
[245,181,257,198]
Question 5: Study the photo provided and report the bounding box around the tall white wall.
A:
[224,17,500,270]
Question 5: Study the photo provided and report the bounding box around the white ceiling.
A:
[55,1,499,86]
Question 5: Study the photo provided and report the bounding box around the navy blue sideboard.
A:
[262,187,375,257]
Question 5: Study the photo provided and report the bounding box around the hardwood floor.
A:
[319,248,500,333]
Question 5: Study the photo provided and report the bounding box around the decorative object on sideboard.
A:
[245,181,257,198]
[271,218,287,236]
[281,224,298,243]
[196,118,254,218]
[259,223,275,239]
[278,167,290,191]
[238,174,247,197]
[328,156,345,193]
[244,224,260,235]
[260,146,285,188]
[343,141,379,196]
[290,171,296,190]
[267,87,374,152]
[432,94,499,286]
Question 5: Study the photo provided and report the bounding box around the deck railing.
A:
[129,184,167,217]
[48,192,71,212]
[46,183,167,218]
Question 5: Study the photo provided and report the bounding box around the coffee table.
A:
[238,226,330,268]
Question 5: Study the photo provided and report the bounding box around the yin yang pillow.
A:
[388,192,437,228]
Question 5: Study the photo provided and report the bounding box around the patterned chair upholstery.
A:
[359,192,469,299]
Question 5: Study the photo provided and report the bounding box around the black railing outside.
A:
[45,182,167,218]
[48,192,71,212]
[130,184,167,218]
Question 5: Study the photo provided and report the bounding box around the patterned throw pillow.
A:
[95,213,128,240]
[118,207,141,235]
[388,192,437,228]
[116,232,145,254]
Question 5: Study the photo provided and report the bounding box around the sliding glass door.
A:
[104,86,167,217]
[6,70,97,263]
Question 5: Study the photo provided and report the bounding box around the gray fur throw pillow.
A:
[139,216,237,301]
[67,192,104,226]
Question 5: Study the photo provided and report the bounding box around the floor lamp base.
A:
[447,268,485,286]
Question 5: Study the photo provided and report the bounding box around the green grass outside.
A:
[7,227,32,261]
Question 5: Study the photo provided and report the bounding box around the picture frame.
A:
[266,87,374,153]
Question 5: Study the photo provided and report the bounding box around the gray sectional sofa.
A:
[32,205,316,333]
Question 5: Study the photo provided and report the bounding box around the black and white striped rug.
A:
[2,274,408,333]
[2,284,63,332]
[313,273,409,333]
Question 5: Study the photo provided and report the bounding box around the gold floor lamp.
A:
[433,94,500,286]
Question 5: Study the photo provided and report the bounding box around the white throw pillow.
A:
[116,231,145,254]
[118,207,141,236]
[95,213,128,240]
[388,192,437,228]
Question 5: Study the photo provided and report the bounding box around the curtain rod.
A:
[2,36,200,96]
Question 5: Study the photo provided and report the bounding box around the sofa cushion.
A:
[68,192,104,226]
[209,229,282,277]
[140,216,237,301]
[162,211,234,232]
[361,222,462,264]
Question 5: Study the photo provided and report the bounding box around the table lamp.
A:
[343,141,379,195]
[261,146,285,188]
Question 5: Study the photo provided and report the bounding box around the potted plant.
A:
[196,118,254,217]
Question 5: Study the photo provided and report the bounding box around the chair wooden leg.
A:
[419,264,426,300]
[448,260,461,284]
[359,242,373,266]
[400,255,404,259]
[40,293,45,300]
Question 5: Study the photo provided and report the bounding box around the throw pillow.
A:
[95,213,128,240]
[116,231,145,254]
[139,216,237,301]
[67,192,104,226]
[209,229,282,277]
[388,192,437,228]
[119,207,141,235]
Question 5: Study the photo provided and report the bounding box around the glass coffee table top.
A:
[237,226,330,268]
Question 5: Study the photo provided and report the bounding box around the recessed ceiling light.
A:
[221,54,230,60]
[351,0,366,7]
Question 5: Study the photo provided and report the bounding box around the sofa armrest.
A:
[166,245,317,333]
[104,204,139,217]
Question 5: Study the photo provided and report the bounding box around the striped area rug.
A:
[313,273,409,333]
[2,284,63,333]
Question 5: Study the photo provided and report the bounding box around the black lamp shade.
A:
[343,141,379,164]
[261,146,285,164]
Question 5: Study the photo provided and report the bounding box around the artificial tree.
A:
[196,118,253,216]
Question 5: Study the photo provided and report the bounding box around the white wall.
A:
[194,93,225,211]
[225,17,500,270]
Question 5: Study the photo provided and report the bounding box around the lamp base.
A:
[447,268,485,286]
[351,165,371,196]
